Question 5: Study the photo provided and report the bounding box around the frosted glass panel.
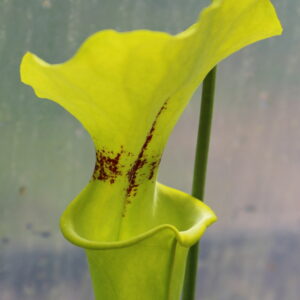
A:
[0,0,298,299]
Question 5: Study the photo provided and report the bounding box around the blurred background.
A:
[0,0,299,299]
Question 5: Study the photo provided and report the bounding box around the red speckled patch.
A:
[126,99,168,197]
[93,146,126,184]
[148,159,161,180]
[92,99,168,217]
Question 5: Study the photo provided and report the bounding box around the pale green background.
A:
[0,0,299,299]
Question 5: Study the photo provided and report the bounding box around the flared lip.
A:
[60,183,217,250]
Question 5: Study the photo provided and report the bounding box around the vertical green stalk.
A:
[182,67,217,300]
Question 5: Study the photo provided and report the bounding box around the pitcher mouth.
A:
[60,182,217,250]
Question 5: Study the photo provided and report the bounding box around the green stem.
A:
[182,66,217,300]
